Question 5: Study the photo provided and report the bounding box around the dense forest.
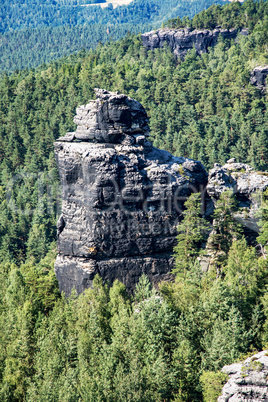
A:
[166,0,268,30]
[0,23,152,72]
[0,0,224,33]
[0,0,224,71]
[1,0,268,400]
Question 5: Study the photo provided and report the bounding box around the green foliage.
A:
[0,250,60,400]
[0,0,222,35]
[173,192,210,275]
[162,185,268,397]
[200,371,228,402]
[257,189,268,250]
[0,23,152,73]
[2,2,268,400]
[0,245,268,401]
[208,191,242,269]
[165,0,268,31]
[223,239,261,300]
[134,273,154,303]
[160,261,203,312]
[0,0,225,71]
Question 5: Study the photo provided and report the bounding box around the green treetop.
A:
[173,192,210,276]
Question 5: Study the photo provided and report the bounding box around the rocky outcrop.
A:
[250,66,268,90]
[207,160,268,235]
[218,350,268,401]
[54,89,208,295]
[141,28,248,60]
[54,90,268,295]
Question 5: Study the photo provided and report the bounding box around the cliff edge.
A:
[141,27,248,60]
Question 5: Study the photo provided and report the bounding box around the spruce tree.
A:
[208,191,242,272]
[173,192,210,276]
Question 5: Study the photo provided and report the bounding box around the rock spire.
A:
[54,89,208,295]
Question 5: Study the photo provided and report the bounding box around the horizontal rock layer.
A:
[141,28,248,60]
[218,350,268,401]
[54,89,208,294]
[55,254,174,295]
[55,90,268,295]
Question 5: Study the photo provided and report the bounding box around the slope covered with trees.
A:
[166,0,268,30]
[1,192,268,401]
[1,0,268,263]
[0,23,151,72]
[0,0,224,33]
[1,0,268,400]
[0,0,224,71]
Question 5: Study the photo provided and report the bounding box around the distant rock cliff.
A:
[141,27,248,60]
[54,89,208,295]
[218,350,268,401]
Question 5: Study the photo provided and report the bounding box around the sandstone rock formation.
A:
[207,161,268,236]
[218,350,268,401]
[141,28,248,60]
[250,66,268,90]
[54,90,268,295]
[54,89,208,295]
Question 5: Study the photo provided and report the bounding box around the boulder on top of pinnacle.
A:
[58,88,150,144]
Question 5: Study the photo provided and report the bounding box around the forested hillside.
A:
[0,23,151,72]
[166,0,268,30]
[0,0,223,33]
[0,0,223,71]
[1,0,268,269]
[1,0,268,400]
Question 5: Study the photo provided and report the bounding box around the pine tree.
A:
[208,191,242,271]
[173,192,210,276]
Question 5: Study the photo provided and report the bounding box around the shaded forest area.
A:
[1,1,268,400]
[0,23,151,72]
[0,0,223,33]
[0,0,223,71]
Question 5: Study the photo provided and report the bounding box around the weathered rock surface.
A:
[250,66,268,89]
[58,88,150,144]
[54,90,268,295]
[141,28,248,60]
[207,161,268,234]
[218,350,268,401]
[54,89,208,295]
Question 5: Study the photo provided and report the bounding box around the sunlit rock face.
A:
[54,89,208,295]
[141,28,247,60]
[207,160,268,240]
[218,350,268,401]
[54,90,268,295]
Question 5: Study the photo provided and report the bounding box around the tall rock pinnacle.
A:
[54,89,208,295]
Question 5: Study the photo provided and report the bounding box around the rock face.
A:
[54,90,268,295]
[141,28,248,60]
[218,350,268,401]
[250,66,268,89]
[207,161,268,235]
[54,89,208,295]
